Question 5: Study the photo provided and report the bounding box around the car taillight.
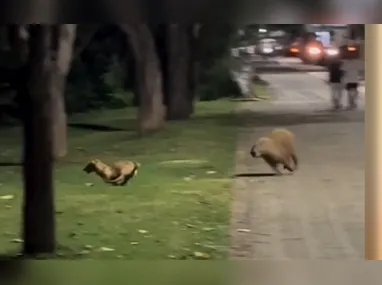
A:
[290,47,298,52]
[347,46,357,51]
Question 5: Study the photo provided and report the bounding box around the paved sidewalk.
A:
[230,73,364,260]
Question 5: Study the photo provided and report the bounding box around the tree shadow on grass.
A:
[0,257,27,283]
[68,123,126,132]
[0,162,21,167]
[193,108,363,128]
[191,113,239,126]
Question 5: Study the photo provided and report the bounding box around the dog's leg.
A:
[271,164,283,176]
[283,157,295,173]
[109,174,126,186]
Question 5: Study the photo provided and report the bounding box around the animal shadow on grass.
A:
[233,172,277,178]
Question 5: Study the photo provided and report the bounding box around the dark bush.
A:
[65,25,133,114]
[198,56,241,101]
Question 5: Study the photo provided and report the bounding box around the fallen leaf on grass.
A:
[202,227,215,231]
[130,242,139,245]
[237,228,251,233]
[85,183,94,187]
[193,251,211,259]
[167,254,176,259]
[206,171,217,174]
[84,245,93,249]
[138,229,148,234]
[99,247,115,252]
[11,238,23,243]
[0,195,14,200]
[183,177,193,181]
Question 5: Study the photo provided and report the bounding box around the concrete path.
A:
[230,73,364,260]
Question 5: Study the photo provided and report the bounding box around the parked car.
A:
[339,43,361,59]
[285,41,301,57]
[256,38,279,56]
[300,42,360,65]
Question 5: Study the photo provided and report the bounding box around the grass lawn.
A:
[0,99,238,260]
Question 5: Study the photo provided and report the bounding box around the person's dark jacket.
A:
[328,61,343,83]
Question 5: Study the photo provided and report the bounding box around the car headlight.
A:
[308,47,321,55]
[326,48,339,56]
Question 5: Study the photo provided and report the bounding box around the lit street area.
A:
[231,64,364,259]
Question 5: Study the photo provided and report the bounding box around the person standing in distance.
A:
[341,44,361,109]
[327,59,344,110]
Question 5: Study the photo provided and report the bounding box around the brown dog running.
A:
[250,128,298,175]
[83,159,140,186]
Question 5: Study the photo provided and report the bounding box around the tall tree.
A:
[50,24,77,158]
[186,24,201,114]
[119,24,165,133]
[164,24,191,120]
[155,24,200,120]
[22,24,55,255]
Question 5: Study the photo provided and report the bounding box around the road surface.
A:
[252,56,327,73]
[230,72,364,260]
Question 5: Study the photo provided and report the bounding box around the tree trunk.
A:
[22,24,55,256]
[152,25,168,107]
[165,24,192,120]
[186,24,201,114]
[8,25,88,159]
[50,24,77,158]
[119,24,165,133]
